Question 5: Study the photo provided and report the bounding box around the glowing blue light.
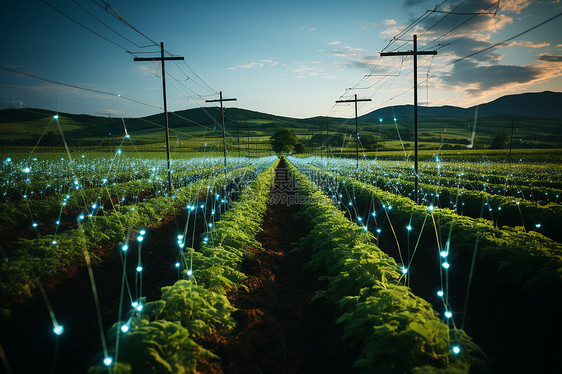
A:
[203,237,209,242]
[53,114,59,119]
[55,220,60,225]
[379,118,383,123]
[208,223,213,228]
[175,262,180,268]
[117,149,122,154]
[376,228,382,234]
[136,266,143,272]
[103,357,113,366]
[92,204,97,209]
[535,223,541,228]
[78,214,85,220]
[102,178,108,183]
[121,244,129,252]
[348,201,352,206]
[125,134,130,139]
[186,269,193,276]
[437,290,444,297]
[200,204,204,209]
[136,304,143,311]
[440,250,448,258]
[401,267,408,274]
[177,234,183,240]
[53,325,64,335]
[32,222,38,228]
[23,167,30,173]
[5,158,11,162]
[428,205,434,211]
[137,235,144,243]
[139,229,146,235]
[442,262,450,269]
[406,225,412,231]
[388,205,392,210]
[371,211,376,217]
[444,310,452,318]
[131,301,138,308]
[121,324,129,333]
[52,240,57,245]
[452,345,461,354]
[357,217,362,222]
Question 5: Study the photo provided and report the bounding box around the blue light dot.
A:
[348,201,352,206]
[137,236,144,242]
[357,217,362,222]
[121,244,129,252]
[437,290,444,297]
[187,269,193,276]
[53,325,64,335]
[452,345,461,354]
[121,324,129,333]
[53,114,59,119]
[131,301,138,308]
[406,225,412,231]
[117,149,122,154]
[401,267,408,274]
[440,250,448,258]
[376,228,382,234]
[32,222,38,228]
[442,262,450,269]
[535,223,541,228]
[52,240,57,245]
[444,310,452,318]
[136,304,143,311]
[136,266,143,272]
[139,229,146,235]
[103,357,113,366]
[177,235,183,240]
[175,262,180,268]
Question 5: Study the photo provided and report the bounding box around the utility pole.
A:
[336,94,371,170]
[381,34,437,204]
[504,118,521,159]
[134,42,184,192]
[206,91,237,177]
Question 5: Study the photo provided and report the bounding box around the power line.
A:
[70,0,147,50]
[0,65,162,110]
[89,0,159,47]
[39,0,131,52]
[450,12,562,64]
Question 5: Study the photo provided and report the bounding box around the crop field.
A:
[0,149,560,374]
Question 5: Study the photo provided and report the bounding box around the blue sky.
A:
[1,0,561,119]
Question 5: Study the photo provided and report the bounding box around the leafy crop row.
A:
[284,159,487,373]
[88,159,279,373]
[0,160,272,315]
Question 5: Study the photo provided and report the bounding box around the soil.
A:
[0,210,208,374]
[199,159,359,374]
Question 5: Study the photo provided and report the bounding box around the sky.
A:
[0,0,561,119]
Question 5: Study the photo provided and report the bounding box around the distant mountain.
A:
[0,91,560,148]
[359,91,562,122]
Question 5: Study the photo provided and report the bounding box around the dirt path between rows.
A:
[201,159,358,374]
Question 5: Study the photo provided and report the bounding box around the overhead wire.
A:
[39,0,132,53]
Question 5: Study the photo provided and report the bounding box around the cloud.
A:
[538,54,562,62]
[3,99,24,108]
[227,60,279,70]
[500,0,533,14]
[508,41,550,48]
[134,65,155,76]
[328,41,341,45]
[319,45,367,57]
[97,109,123,116]
[438,57,562,101]
[384,19,397,25]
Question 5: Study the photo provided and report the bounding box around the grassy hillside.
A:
[0,91,560,154]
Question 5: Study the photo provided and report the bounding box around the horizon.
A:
[2,89,559,120]
[1,1,561,120]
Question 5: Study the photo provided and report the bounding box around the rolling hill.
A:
[0,91,560,149]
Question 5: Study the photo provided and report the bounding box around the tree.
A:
[270,127,298,154]
[360,134,379,151]
[294,142,305,154]
[489,133,508,149]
